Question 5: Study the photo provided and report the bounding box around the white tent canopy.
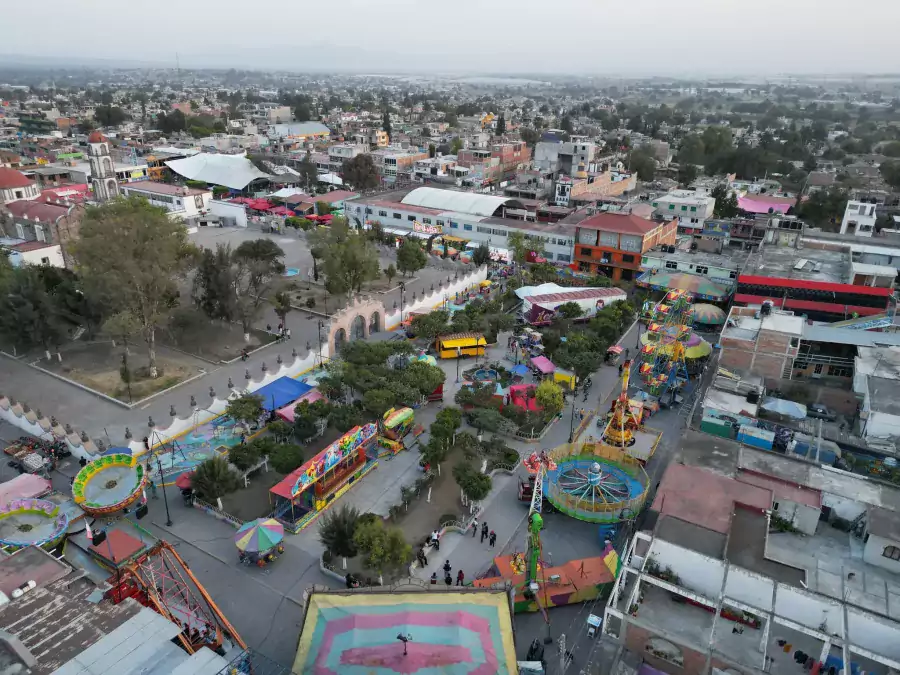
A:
[165,153,271,190]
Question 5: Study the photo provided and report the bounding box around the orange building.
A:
[574,213,677,281]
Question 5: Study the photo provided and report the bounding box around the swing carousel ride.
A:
[635,288,693,403]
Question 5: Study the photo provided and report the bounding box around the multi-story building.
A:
[0,197,84,268]
[266,106,293,124]
[349,186,576,263]
[0,168,40,205]
[840,200,878,237]
[412,155,465,184]
[370,146,429,183]
[324,143,367,173]
[267,122,331,152]
[353,128,390,150]
[457,141,531,187]
[17,114,57,136]
[570,212,678,281]
[120,182,212,221]
[651,190,716,234]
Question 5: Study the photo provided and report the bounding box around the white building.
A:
[120,182,212,220]
[0,238,64,268]
[651,189,716,233]
[840,200,877,237]
[0,168,40,204]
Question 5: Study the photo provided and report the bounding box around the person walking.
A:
[471,518,478,537]
[489,530,497,547]
[149,480,159,500]
[456,569,465,586]
[480,521,488,543]
[444,573,453,588]
[417,549,428,567]
[443,560,452,576]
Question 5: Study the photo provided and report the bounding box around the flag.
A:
[85,521,93,541]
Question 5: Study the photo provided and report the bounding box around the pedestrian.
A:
[444,573,453,587]
[149,480,158,500]
[471,518,478,537]
[431,572,438,585]
[143,436,150,452]
[443,560,451,575]
[618,364,624,376]
[277,322,283,333]
[266,323,272,333]
[481,521,488,543]
[456,569,465,586]
[285,327,291,340]
[418,549,427,566]
[431,530,440,550]
[489,530,497,547]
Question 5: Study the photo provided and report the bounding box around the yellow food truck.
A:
[436,333,487,359]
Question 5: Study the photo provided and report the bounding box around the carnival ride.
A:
[109,541,247,656]
[598,358,663,463]
[0,498,69,550]
[636,288,693,401]
[72,453,147,516]
[376,407,415,456]
[235,517,285,567]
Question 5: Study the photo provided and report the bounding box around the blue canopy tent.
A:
[510,364,529,377]
[254,377,314,412]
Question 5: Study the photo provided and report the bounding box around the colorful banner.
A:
[291,423,377,497]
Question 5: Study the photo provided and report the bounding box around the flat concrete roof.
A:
[867,376,900,416]
[744,245,848,283]
[736,469,822,508]
[867,505,900,542]
[655,515,727,559]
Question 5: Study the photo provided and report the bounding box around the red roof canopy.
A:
[0,167,33,189]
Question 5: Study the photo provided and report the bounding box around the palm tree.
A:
[191,456,240,509]
[319,504,361,569]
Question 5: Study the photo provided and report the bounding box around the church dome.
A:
[87,130,107,143]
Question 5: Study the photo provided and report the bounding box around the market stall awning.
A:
[531,355,555,374]
[275,390,324,423]
[636,271,731,301]
[254,377,314,412]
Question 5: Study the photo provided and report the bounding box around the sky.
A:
[5,0,900,76]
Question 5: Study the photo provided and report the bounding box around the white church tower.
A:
[87,130,120,202]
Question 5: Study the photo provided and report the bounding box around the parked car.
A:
[807,403,836,422]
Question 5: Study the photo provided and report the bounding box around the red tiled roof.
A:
[10,240,54,252]
[87,130,107,143]
[0,167,33,189]
[5,200,71,222]
[576,212,664,235]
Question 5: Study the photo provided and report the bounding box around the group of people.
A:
[431,560,465,587]
[471,519,497,547]
[421,519,499,589]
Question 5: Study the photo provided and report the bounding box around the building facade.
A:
[120,182,212,220]
[840,200,877,237]
[652,190,716,234]
[572,212,678,281]
[0,168,40,205]
[86,131,120,202]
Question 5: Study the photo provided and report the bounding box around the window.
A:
[665,260,678,269]
[437,220,445,227]
[477,226,491,234]
[814,363,824,375]
[695,265,708,275]
[393,213,402,219]
[652,202,658,208]
[829,366,851,378]
[690,218,699,224]
[622,254,635,263]
[883,545,900,561]
[449,222,458,229]
[379,210,388,217]
[408,215,415,221]
[556,253,571,262]
[464,224,473,231]
[422,218,432,224]
[681,205,688,211]
[668,204,675,210]
[34,225,45,242]
[40,257,50,265]
[729,271,737,279]
[690,206,697,212]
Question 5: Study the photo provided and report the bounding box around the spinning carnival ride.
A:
[636,289,693,399]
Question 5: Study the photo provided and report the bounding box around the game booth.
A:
[269,424,379,533]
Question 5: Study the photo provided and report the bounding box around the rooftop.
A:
[574,211,666,236]
[721,307,805,342]
[122,181,207,196]
[401,186,525,218]
[742,244,848,283]
[5,198,72,222]
[0,167,33,189]
[868,505,900,542]
[867,375,900,416]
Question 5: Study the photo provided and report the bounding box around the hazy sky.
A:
[6,0,900,75]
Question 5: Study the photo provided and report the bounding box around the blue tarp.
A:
[510,364,529,376]
[254,377,314,412]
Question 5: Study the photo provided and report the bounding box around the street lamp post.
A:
[456,347,461,383]
[399,281,406,325]
[155,453,173,527]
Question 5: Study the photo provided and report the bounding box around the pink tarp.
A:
[508,384,540,412]
[275,390,325,423]
[0,474,51,503]
[738,196,792,214]
[531,355,555,374]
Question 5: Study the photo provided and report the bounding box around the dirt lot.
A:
[162,311,277,362]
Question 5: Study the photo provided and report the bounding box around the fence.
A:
[191,496,244,529]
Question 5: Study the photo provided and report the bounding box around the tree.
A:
[342,154,380,191]
[453,463,492,504]
[191,456,240,508]
[629,149,656,181]
[803,155,819,173]
[362,389,396,417]
[328,404,367,432]
[677,163,699,188]
[556,302,583,321]
[450,137,463,154]
[396,239,427,277]
[270,290,292,327]
[0,266,67,359]
[880,160,900,190]
[294,103,311,122]
[535,380,564,417]
[225,393,264,427]
[319,504,361,567]
[266,420,293,443]
[384,263,397,286]
[468,408,505,435]
[94,105,128,127]
[192,244,236,321]
[506,231,529,264]
[382,110,392,140]
[353,518,411,580]
[322,229,381,300]
[495,115,506,136]
[73,196,193,378]
[269,443,306,474]
[881,142,900,158]
[410,310,449,341]
[445,112,458,127]
[710,184,740,218]
[227,442,263,471]
[232,239,285,340]
[798,187,849,227]
[298,153,318,191]
[472,243,491,266]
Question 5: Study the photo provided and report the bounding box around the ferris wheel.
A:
[636,289,693,399]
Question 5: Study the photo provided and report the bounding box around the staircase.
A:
[781,361,792,380]
[71,326,86,341]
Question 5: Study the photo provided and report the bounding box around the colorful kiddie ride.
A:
[376,407,415,457]
[0,498,69,551]
[235,518,285,568]
[72,453,147,516]
[636,289,693,405]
